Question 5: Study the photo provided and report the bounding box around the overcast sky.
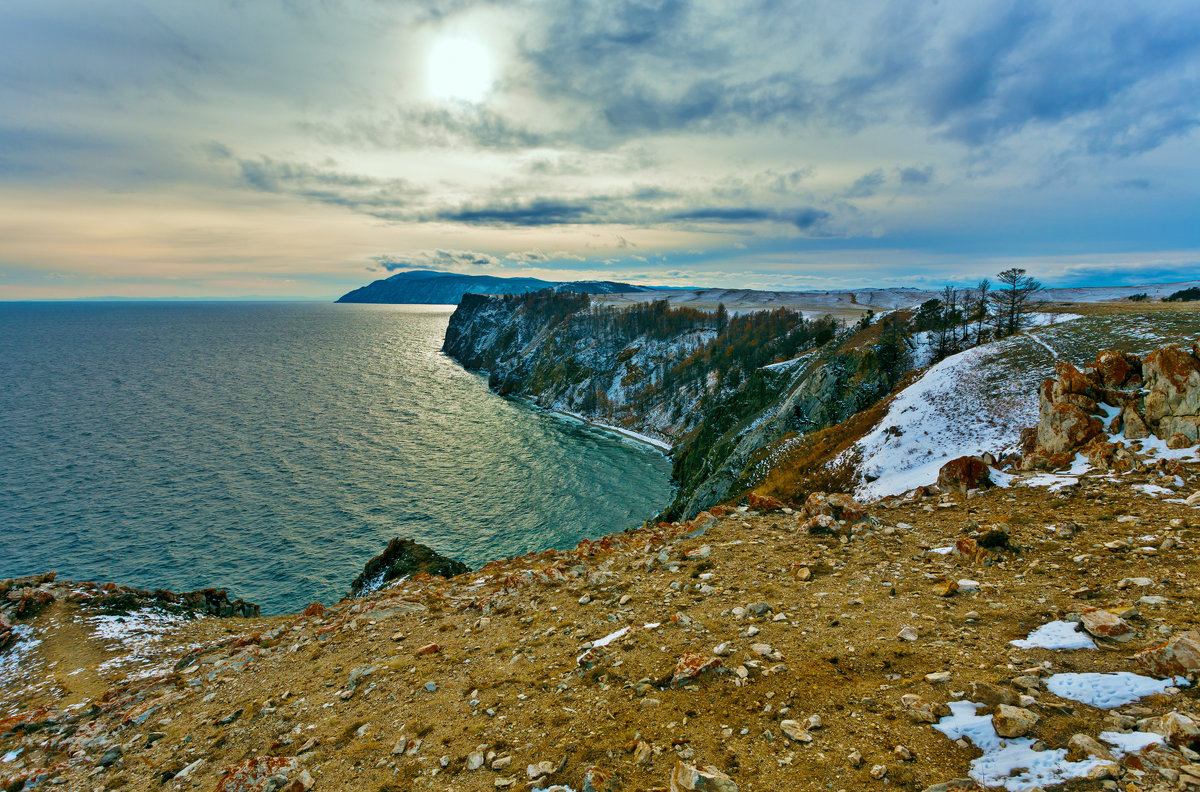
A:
[2,0,1199,298]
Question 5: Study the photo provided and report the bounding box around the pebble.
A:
[925,671,951,683]
[870,764,888,779]
[898,625,919,642]
[466,751,485,771]
[779,720,813,743]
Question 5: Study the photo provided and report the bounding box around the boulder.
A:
[349,537,469,597]
[1142,345,1200,424]
[937,456,993,493]
[1079,608,1136,642]
[1037,402,1103,456]
[1055,361,1098,399]
[1138,712,1200,747]
[1092,350,1140,389]
[1122,405,1151,440]
[746,492,785,511]
[992,705,1039,738]
[1160,416,1200,444]
[1135,631,1200,678]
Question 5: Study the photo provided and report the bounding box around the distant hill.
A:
[335,270,660,304]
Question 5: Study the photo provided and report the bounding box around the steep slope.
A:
[442,292,902,520]
[335,270,657,304]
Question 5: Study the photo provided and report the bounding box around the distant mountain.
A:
[336,270,660,304]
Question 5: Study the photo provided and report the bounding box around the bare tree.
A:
[972,278,991,344]
[991,268,1042,337]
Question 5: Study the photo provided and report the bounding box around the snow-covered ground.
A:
[850,312,1200,502]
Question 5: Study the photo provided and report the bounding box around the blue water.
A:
[0,302,674,614]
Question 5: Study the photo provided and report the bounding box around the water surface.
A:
[0,302,674,613]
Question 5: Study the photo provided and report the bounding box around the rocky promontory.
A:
[348,537,470,598]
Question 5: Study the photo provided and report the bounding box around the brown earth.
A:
[3,461,1199,792]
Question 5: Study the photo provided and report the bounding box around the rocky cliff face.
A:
[443,292,896,520]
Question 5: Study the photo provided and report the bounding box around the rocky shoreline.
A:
[2,344,1200,792]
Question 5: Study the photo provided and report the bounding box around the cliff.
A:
[442,291,900,519]
[335,270,658,305]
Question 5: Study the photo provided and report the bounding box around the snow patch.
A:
[1100,731,1164,756]
[1010,621,1096,650]
[933,700,1105,791]
[1045,672,1188,709]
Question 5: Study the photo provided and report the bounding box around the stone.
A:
[1092,350,1139,389]
[992,705,1039,738]
[1036,402,1103,457]
[847,750,862,767]
[870,764,888,780]
[527,760,555,779]
[925,671,951,684]
[582,765,616,792]
[779,720,813,743]
[933,579,958,597]
[1066,734,1114,762]
[633,741,652,765]
[967,681,1017,708]
[921,782,977,792]
[893,745,913,761]
[466,751,485,771]
[1168,432,1195,449]
[1122,406,1151,440]
[301,602,325,618]
[1187,491,1200,507]
[937,456,993,493]
[1139,712,1200,747]
[672,653,722,685]
[1142,345,1200,424]
[1118,577,1153,589]
[416,642,441,655]
[746,492,785,511]
[1135,630,1200,677]
[669,761,738,792]
[1079,608,1136,641]
[898,625,919,642]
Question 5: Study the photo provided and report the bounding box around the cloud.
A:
[845,168,886,198]
[236,156,419,218]
[898,165,934,186]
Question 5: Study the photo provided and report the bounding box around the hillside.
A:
[335,270,658,304]
[442,291,901,520]
[3,457,1199,792]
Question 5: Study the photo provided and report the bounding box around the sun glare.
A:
[426,34,494,103]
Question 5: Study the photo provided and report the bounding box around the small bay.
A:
[0,302,674,614]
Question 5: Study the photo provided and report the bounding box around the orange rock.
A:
[1079,608,1136,642]
[746,492,785,511]
[416,642,441,655]
[672,652,721,685]
[1135,631,1200,678]
[302,602,325,618]
[214,757,301,792]
[937,456,992,493]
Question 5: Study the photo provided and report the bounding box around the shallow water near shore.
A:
[0,302,674,614]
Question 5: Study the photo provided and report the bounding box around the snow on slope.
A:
[851,310,1200,501]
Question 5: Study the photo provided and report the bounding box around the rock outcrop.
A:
[348,537,470,597]
[1020,344,1200,470]
[937,456,993,493]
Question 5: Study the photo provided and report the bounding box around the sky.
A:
[1,0,1199,299]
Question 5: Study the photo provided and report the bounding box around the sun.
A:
[426,34,494,103]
